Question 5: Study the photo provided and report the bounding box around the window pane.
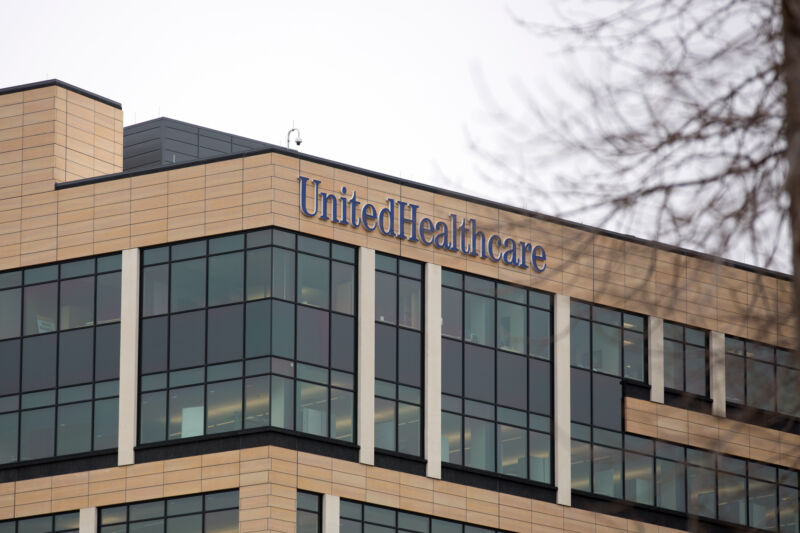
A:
[780,486,798,533]
[497,352,526,409]
[442,288,462,339]
[465,417,494,471]
[750,479,777,530]
[717,473,746,525]
[398,278,421,330]
[96,323,120,381]
[529,431,551,484]
[0,339,20,395]
[464,294,494,347]
[272,248,295,302]
[271,301,294,358]
[208,252,243,307]
[375,397,396,451]
[168,386,204,439]
[330,388,353,442]
[58,328,93,386]
[376,272,397,324]
[441,339,462,396]
[571,440,591,491]
[726,355,745,404]
[205,509,238,533]
[207,380,242,435]
[592,324,621,376]
[0,288,20,340]
[296,381,327,437]
[685,345,707,396]
[296,307,329,366]
[171,259,206,312]
[22,333,56,391]
[623,330,644,381]
[57,402,92,455]
[331,314,355,372]
[331,262,354,315]
[570,318,590,368]
[244,376,269,429]
[140,391,166,444]
[246,248,271,300]
[375,323,397,382]
[687,466,716,519]
[656,459,686,512]
[19,407,54,460]
[497,301,525,354]
[748,359,776,411]
[94,397,118,450]
[663,340,683,390]
[464,345,494,403]
[170,311,205,370]
[592,373,622,431]
[593,445,622,499]
[571,368,591,425]
[442,412,462,465]
[529,308,551,360]
[398,329,421,387]
[498,424,526,478]
[59,277,94,330]
[141,316,168,374]
[297,254,329,308]
[0,412,18,464]
[624,452,654,505]
[778,367,800,417]
[142,265,169,317]
[207,305,243,364]
[24,282,57,335]
[398,402,421,456]
[245,300,270,358]
[529,358,550,416]
[96,272,121,324]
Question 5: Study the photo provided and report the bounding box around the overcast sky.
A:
[1,1,789,271]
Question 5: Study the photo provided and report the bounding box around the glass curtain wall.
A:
[663,322,708,398]
[297,491,322,533]
[99,490,238,533]
[440,269,552,484]
[0,512,79,533]
[374,253,423,456]
[0,254,121,464]
[139,229,356,445]
[340,499,505,533]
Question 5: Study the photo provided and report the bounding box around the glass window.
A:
[664,322,708,397]
[726,336,796,419]
[0,512,79,533]
[297,491,321,533]
[339,500,506,533]
[139,229,355,446]
[100,490,237,533]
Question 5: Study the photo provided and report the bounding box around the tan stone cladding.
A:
[625,397,800,469]
[0,445,686,533]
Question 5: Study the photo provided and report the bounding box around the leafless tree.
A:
[468,0,800,347]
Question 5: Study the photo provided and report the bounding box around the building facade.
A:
[0,79,796,532]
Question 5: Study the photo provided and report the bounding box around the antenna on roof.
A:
[287,121,302,149]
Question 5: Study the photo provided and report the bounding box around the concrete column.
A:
[648,316,665,404]
[424,263,442,479]
[709,331,726,417]
[357,247,376,465]
[79,507,97,533]
[118,248,140,466]
[322,494,340,533]
[553,294,571,506]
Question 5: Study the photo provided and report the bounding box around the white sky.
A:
[0,0,789,272]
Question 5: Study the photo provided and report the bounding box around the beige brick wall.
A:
[0,445,686,533]
[625,397,800,469]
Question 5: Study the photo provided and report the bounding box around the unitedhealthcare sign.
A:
[298,177,546,272]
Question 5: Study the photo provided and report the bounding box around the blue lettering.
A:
[502,237,518,266]
[449,215,459,252]
[339,187,349,225]
[469,219,487,259]
[378,199,396,236]
[487,235,502,262]
[362,203,378,231]
[519,242,532,269]
[397,201,419,242]
[349,192,361,228]
[298,176,320,217]
[419,217,435,245]
[434,221,449,249]
[319,192,339,222]
[532,245,547,272]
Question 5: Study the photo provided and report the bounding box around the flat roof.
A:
[0,79,122,109]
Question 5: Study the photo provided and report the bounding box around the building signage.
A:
[298,176,546,271]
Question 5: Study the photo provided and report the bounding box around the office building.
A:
[0,79,796,532]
